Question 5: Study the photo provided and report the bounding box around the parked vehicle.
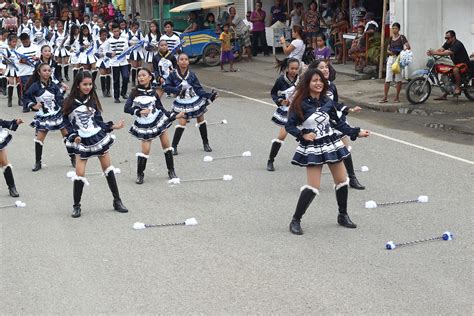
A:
[406,56,474,104]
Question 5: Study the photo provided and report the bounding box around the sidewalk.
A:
[197,54,473,135]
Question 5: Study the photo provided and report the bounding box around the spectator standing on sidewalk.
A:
[289,2,303,27]
[303,2,322,50]
[270,0,287,26]
[250,2,269,57]
[350,0,365,30]
[229,7,252,61]
[380,22,410,103]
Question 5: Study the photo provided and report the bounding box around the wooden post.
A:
[159,0,164,33]
[378,0,388,79]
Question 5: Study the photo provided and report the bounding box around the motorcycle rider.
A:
[427,30,470,100]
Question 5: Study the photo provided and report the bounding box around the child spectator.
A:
[219,23,235,72]
[314,34,331,61]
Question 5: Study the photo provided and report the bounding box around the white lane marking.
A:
[205,85,474,165]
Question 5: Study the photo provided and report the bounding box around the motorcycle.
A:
[406,56,474,104]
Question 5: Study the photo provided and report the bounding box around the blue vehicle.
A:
[180,28,243,67]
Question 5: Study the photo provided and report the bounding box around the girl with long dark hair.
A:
[310,60,365,189]
[144,21,160,71]
[65,24,80,80]
[23,62,75,171]
[94,28,112,97]
[63,71,128,218]
[76,25,97,82]
[124,68,184,183]
[127,21,144,88]
[267,57,300,171]
[163,53,218,155]
[50,20,70,81]
[38,45,68,92]
[285,69,369,235]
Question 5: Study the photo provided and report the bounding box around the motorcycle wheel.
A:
[202,44,220,67]
[463,77,474,101]
[406,77,432,104]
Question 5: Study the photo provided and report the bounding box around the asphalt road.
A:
[1,67,472,314]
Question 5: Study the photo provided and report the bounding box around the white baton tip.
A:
[223,175,233,181]
[365,200,377,209]
[360,166,369,172]
[133,222,146,230]
[203,156,213,162]
[66,170,76,178]
[185,218,198,226]
[242,151,252,157]
[15,200,26,208]
[168,178,181,185]
[221,119,228,124]
[417,195,428,203]
[385,241,396,250]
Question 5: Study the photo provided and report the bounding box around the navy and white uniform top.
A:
[0,41,7,70]
[49,30,69,57]
[124,87,176,140]
[144,32,159,63]
[64,96,116,159]
[94,38,110,68]
[105,36,129,67]
[2,46,20,76]
[127,29,144,60]
[270,73,299,126]
[285,96,360,166]
[152,51,177,82]
[75,35,96,64]
[0,119,19,150]
[17,23,32,36]
[24,80,66,131]
[36,58,63,84]
[92,24,101,41]
[31,26,49,46]
[163,69,213,118]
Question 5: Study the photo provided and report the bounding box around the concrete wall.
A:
[392,0,473,74]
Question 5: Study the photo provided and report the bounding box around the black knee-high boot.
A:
[71,177,86,218]
[164,148,177,179]
[136,154,148,184]
[105,75,112,97]
[335,179,357,228]
[56,65,62,81]
[105,167,128,213]
[267,139,283,171]
[0,77,6,96]
[92,70,98,85]
[100,75,106,97]
[3,164,19,197]
[344,153,365,190]
[17,84,23,109]
[7,85,13,107]
[289,185,319,235]
[131,67,137,87]
[198,121,212,152]
[64,65,70,81]
[73,68,79,80]
[32,140,43,172]
[172,126,186,155]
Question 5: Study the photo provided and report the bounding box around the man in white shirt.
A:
[16,33,40,112]
[160,21,181,55]
[106,23,130,103]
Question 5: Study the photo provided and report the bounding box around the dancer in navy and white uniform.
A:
[285,69,370,235]
[37,45,69,93]
[49,21,70,81]
[127,21,144,87]
[63,71,128,218]
[30,19,48,46]
[65,24,80,81]
[124,68,184,183]
[163,53,218,155]
[3,35,21,107]
[144,21,160,71]
[311,60,366,190]
[0,117,23,197]
[267,57,300,172]
[75,25,97,83]
[23,63,74,171]
[152,40,177,98]
[94,28,112,97]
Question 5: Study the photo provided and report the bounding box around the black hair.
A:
[130,68,156,99]
[68,24,79,46]
[392,22,401,29]
[316,33,326,41]
[111,23,119,30]
[7,34,17,44]
[99,28,108,36]
[446,30,456,38]
[275,57,300,73]
[63,70,103,115]
[164,20,174,28]
[290,69,328,120]
[149,21,159,34]
[131,21,139,28]
[19,32,30,41]
[79,24,92,46]
[25,62,51,92]
[205,13,215,22]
